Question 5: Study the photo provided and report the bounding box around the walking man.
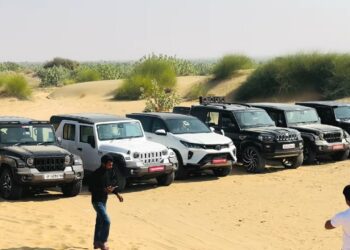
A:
[89,154,124,250]
[325,185,350,250]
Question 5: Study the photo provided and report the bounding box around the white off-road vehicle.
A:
[127,113,237,179]
[50,113,178,191]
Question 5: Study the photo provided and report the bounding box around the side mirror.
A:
[155,129,167,136]
[57,137,62,144]
[210,127,215,132]
[220,129,225,136]
[87,135,96,148]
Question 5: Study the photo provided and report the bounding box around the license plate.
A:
[148,166,165,173]
[333,144,344,150]
[44,173,64,180]
[283,143,295,149]
[212,158,227,164]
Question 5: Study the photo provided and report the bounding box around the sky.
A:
[0,0,349,62]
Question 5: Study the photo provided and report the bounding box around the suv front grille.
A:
[139,151,162,164]
[204,144,229,150]
[276,134,298,142]
[34,157,65,172]
[324,132,342,143]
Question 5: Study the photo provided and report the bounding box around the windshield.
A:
[0,125,56,145]
[235,111,275,128]
[165,118,210,134]
[97,122,143,140]
[286,109,319,124]
[334,106,350,120]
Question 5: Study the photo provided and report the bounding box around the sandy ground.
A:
[0,82,348,250]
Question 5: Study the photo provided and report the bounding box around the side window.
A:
[206,111,220,126]
[63,124,75,141]
[221,112,236,130]
[318,107,333,123]
[137,116,152,132]
[80,125,94,143]
[151,118,167,133]
[267,111,283,126]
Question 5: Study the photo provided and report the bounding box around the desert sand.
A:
[0,81,348,250]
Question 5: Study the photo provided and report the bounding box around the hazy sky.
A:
[0,0,349,62]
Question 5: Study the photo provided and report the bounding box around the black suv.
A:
[251,103,350,163]
[174,97,304,173]
[0,117,84,200]
[296,101,350,135]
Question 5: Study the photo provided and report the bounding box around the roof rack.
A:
[199,96,251,107]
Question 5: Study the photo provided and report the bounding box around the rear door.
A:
[60,121,79,155]
[78,124,99,171]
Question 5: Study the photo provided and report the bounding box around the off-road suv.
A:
[50,114,177,191]
[174,97,304,173]
[0,117,84,200]
[126,112,236,179]
[251,103,350,163]
[296,101,350,135]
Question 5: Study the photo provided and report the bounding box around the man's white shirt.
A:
[331,208,350,250]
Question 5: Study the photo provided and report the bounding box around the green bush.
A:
[0,62,22,72]
[74,68,101,82]
[37,66,71,87]
[141,81,181,112]
[0,73,31,99]
[213,54,254,80]
[115,57,176,100]
[235,53,350,101]
[44,57,79,70]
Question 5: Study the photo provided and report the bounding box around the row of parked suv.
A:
[1,98,349,200]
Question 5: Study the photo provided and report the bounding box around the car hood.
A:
[290,124,341,134]
[99,138,166,154]
[173,132,232,145]
[242,126,299,136]
[3,145,69,157]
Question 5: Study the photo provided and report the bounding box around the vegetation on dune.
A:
[37,66,71,87]
[213,54,254,80]
[115,57,177,100]
[0,73,31,99]
[74,68,101,82]
[0,62,22,72]
[44,57,80,70]
[141,80,181,112]
[235,53,350,101]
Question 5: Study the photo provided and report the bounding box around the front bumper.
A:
[261,140,304,159]
[314,140,350,154]
[124,160,176,179]
[15,164,84,185]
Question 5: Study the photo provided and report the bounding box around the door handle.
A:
[77,148,82,151]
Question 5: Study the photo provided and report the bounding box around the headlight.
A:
[133,152,140,158]
[318,133,324,140]
[344,130,349,138]
[64,155,71,165]
[258,134,274,142]
[26,157,34,167]
[180,140,203,149]
[162,149,168,155]
[229,141,234,147]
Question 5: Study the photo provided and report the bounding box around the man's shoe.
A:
[93,241,103,249]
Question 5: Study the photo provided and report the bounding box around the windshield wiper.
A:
[12,141,34,146]
[37,141,54,145]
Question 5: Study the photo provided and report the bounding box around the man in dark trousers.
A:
[89,154,124,250]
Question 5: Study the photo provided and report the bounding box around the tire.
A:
[156,172,175,186]
[303,143,316,164]
[213,165,232,177]
[242,146,266,173]
[62,180,82,197]
[0,168,23,200]
[112,167,127,192]
[281,153,303,169]
[332,149,350,161]
[174,151,189,180]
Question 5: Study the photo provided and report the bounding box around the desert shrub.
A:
[0,62,22,72]
[235,53,350,101]
[74,68,101,82]
[0,73,31,99]
[115,57,176,100]
[37,66,71,87]
[213,54,254,80]
[44,57,79,70]
[141,81,181,112]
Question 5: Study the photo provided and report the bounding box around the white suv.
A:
[50,113,178,191]
[127,113,237,179]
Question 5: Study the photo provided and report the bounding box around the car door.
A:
[221,111,241,146]
[78,124,99,172]
[148,118,169,146]
[60,121,79,155]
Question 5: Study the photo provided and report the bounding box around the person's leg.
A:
[99,202,111,244]
[92,202,104,246]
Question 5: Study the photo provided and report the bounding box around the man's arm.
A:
[325,220,336,230]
